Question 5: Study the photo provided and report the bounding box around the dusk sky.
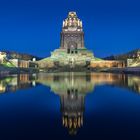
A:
[0,0,140,58]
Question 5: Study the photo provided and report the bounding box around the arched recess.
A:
[67,41,78,54]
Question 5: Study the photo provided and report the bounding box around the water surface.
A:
[0,72,140,140]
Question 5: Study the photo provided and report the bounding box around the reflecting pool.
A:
[0,72,140,140]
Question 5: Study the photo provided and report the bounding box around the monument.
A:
[60,12,84,50]
[38,12,95,71]
[38,11,125,71]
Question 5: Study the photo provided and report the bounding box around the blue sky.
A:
[0,0,140,58]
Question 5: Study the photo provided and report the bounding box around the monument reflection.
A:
[36,72,140,134]
[45,73,92,135]
[0,72,140,135]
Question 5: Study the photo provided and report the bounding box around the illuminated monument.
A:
[50,12,94,69]
[39,12,94,70]
[60,12,84,51]
[38,11,125,70]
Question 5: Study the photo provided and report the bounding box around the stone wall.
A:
[90,60,125,68]
[38,59,54,69]
[18,60,29,68]
[9,59,38,68]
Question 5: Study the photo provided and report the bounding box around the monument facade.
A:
[60,12,84,51]
[48,12,94,70]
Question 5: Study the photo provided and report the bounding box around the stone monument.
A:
[38,12,95,71]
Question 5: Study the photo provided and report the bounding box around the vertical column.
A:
[82,32,84,48]
[60,33,63,48]
[81,32,84,48]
